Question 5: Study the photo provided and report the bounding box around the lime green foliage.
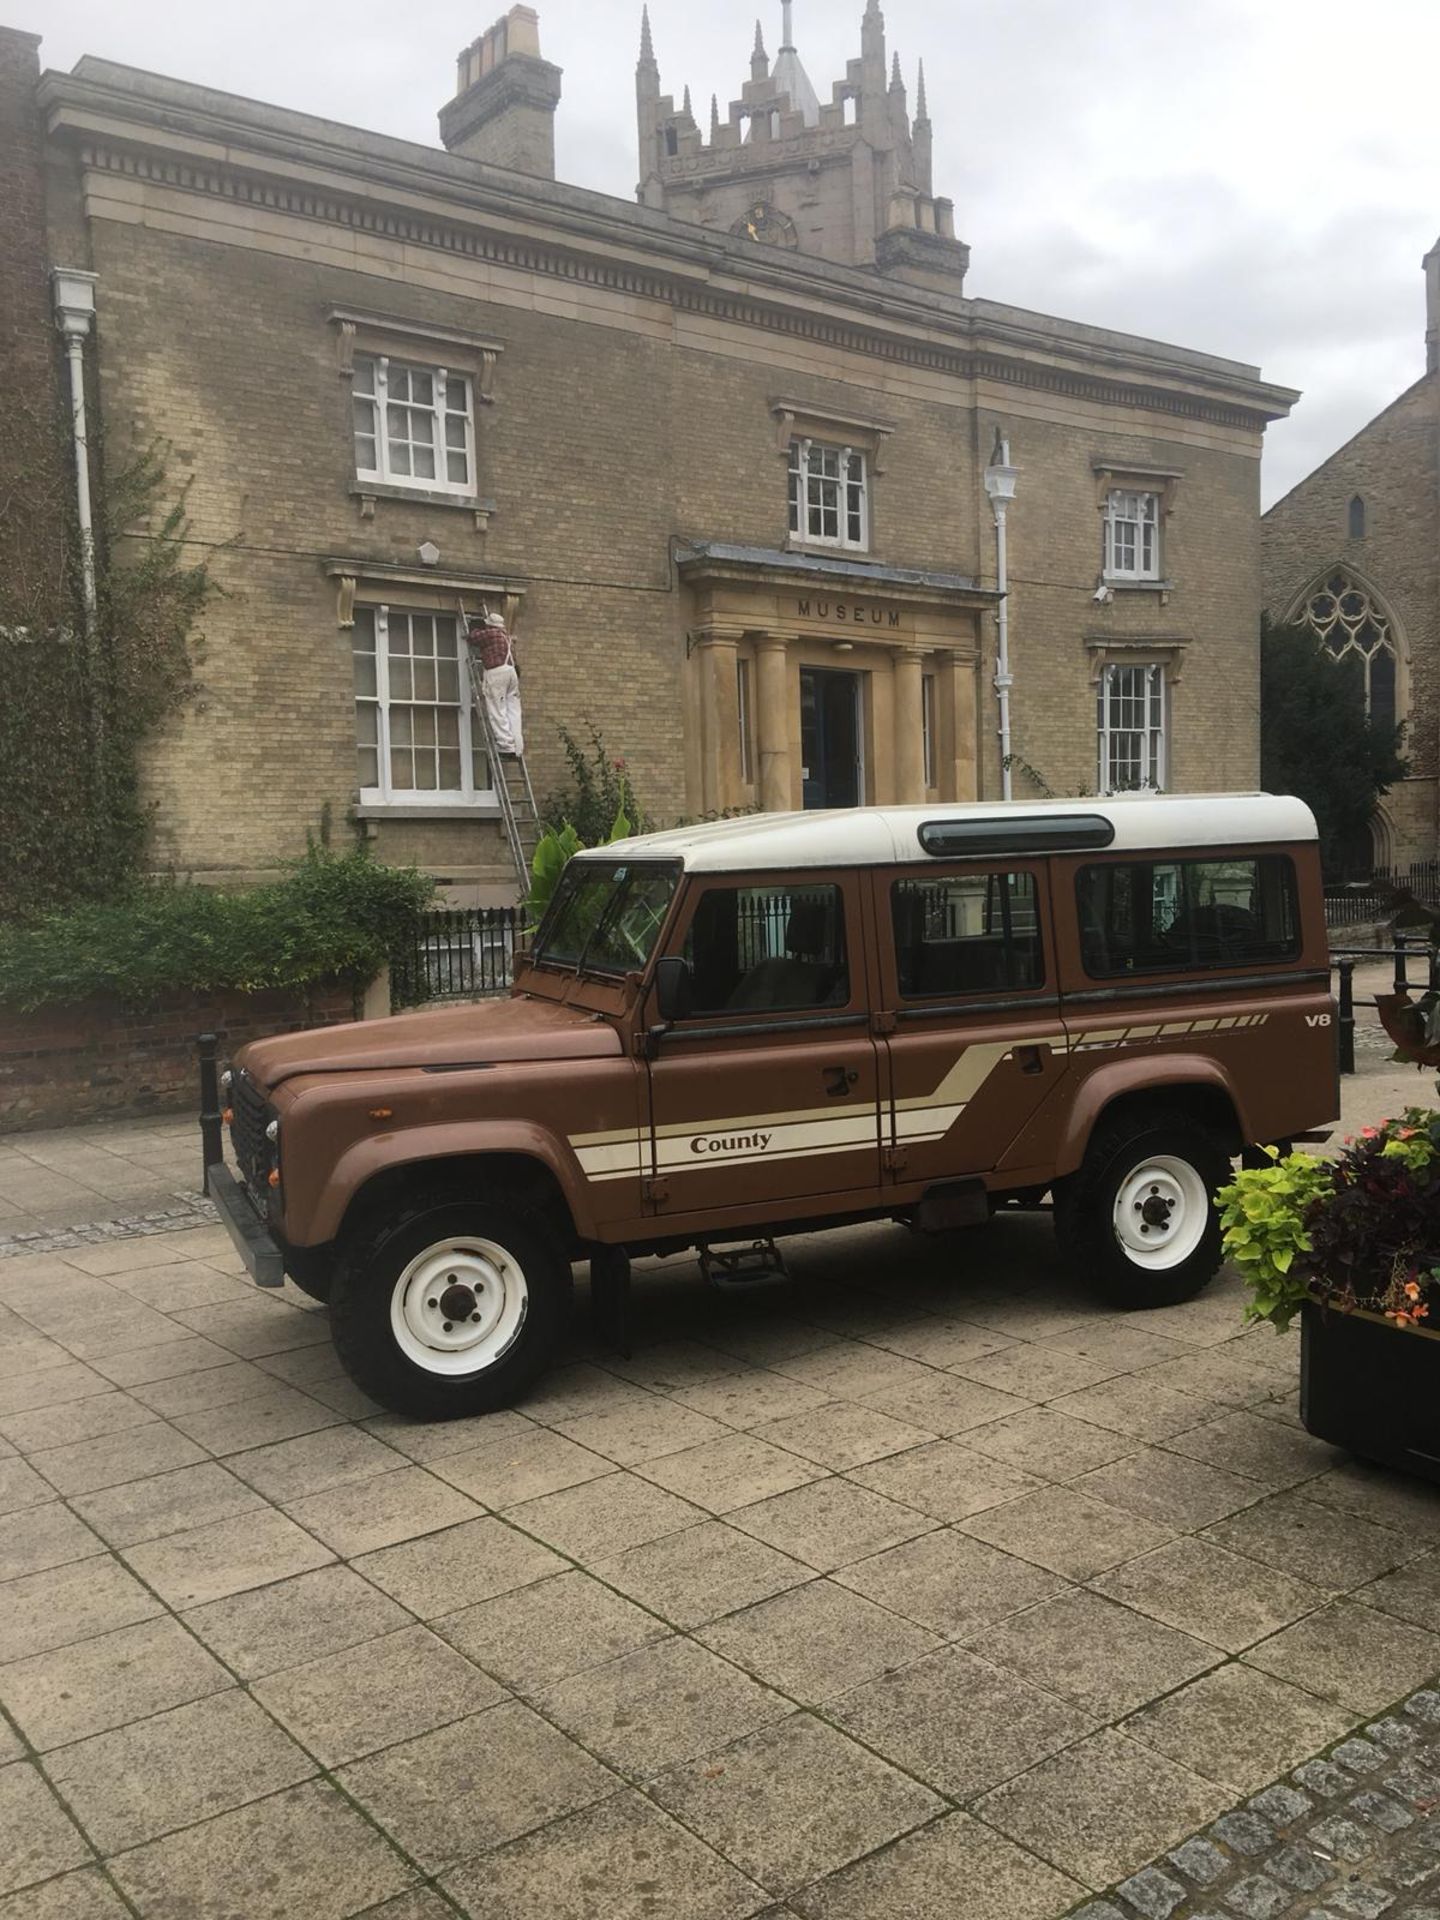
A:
[1217,1150,1333,1331]
[0,848,433,1011]
[527,800,633,925]
[540,725,649,848]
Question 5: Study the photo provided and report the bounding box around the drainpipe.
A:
[982,430,1019,802]
[52,269,100,634]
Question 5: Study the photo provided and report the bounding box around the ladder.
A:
[463,639,541,898]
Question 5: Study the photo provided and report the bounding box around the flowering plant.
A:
[1219,1109,1440,1333]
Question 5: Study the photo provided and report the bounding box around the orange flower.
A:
[1405,1281,1423,1301]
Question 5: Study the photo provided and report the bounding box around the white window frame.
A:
[352,353,476,497]
[788,438,869,551]
[1097,662,1166,793]
[1102,487,1161,582]
[353,603,494,808]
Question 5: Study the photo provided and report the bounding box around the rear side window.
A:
[892,872,1044,999]
[683,884,849,1014]
[1077,856,1300,977]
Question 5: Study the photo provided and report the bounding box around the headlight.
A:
[220,1070,233,1094]
[265,1119,280,1144]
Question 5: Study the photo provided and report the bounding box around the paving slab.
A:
[974,1728,1230,1888]
[826,1644,1100,1798]
[253,1622,506,1765]
[0,1615,231,1750]
[43,1688,316,1853]
[535,1637,790,1781]
[697,1577,943,1704]
[648,1711,943,1896]
[975,1587,1221,1719]
[0,1759,92,1896]
[788,1810,1083,1920]
[109,1779,416,1920]
[444,1788,767,1920]
[1122,1660,1358,1791]
[181,1563,412,1681]
[337,1699,618,1872]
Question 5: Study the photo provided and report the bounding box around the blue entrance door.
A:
[800,668,862,810]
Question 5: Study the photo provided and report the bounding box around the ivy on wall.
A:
[0,394,215,920]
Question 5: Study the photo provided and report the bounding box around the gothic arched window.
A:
[1348,495,1366,539]
[1302,572,1398,734]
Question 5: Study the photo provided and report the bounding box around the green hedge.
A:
[0,849,434,1012]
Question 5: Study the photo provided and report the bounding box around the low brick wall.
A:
[0,981,361,1133]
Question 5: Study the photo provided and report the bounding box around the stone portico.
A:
[680,544,995,816]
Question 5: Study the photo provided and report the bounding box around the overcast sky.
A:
[31,0,1440,506]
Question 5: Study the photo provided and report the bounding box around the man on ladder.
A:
[467,606,523,758]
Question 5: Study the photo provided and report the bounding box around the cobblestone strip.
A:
[1071,1688,1440,1920]
[0,1195,216,1258]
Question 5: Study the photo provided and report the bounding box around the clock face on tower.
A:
[732,202,799,250]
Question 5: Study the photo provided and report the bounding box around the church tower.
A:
[635,2,967,293]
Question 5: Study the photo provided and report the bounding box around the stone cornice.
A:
[41,67,1298,430]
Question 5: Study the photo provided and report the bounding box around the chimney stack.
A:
[440,7,562,180]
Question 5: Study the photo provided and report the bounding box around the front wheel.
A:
[330,1198,571,1418]
[1055,1112,1229,1310]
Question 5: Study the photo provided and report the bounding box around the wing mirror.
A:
[654,955,693,1023]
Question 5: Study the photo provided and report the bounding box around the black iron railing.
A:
[390,906,523,1010]
[1332,936,1439,1075]
[1325,862,1440,928]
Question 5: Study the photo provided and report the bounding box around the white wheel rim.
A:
[389,1237,529,1376]
[1112,1155,1210,1271]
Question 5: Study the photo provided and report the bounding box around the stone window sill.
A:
[351,483,497,529]
[354,803,502,822]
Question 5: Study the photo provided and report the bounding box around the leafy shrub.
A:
[0,847,433,1011]
[527,798,633,926]
[1217,1151,1333,1331]
[1220,1111,1440,1332]
[540,726,650,847]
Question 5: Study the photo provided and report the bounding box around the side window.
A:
[682,884,848,1015]
[1077,856,1299,977]
[892,872,1044,999]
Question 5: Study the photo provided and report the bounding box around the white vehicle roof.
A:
[587,793,1318,874]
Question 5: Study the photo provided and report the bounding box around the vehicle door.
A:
[874,861,1068,1186]
[643,870,882,1221]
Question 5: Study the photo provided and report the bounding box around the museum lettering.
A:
[797,599,903,628]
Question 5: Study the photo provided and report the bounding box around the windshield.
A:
[533,862,678,976]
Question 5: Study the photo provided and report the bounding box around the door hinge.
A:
[643,1176,670,1204]
[872,1010,897,1036]
[883,1146,909,1175]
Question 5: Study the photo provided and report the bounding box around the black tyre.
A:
[329,1197,571,1419]
[1055,1110,1229,1310]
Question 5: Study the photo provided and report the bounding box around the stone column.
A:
[892,649,926,804]
[695,630,742,815]
[938,650,979,801]
[754,634,793,813]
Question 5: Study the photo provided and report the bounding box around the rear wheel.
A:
[330,1197,571,1418]
[1056,1111,1229,1310]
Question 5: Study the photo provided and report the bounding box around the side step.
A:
[701,1239,789,1291]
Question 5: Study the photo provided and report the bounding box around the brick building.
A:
[1262,247,1440,872]
[5,4,1296,900]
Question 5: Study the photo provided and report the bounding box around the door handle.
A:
[825,1067,860,1097]
[1015,1045,1046,1076]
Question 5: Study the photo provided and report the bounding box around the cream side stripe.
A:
[565,1013,1273,1179]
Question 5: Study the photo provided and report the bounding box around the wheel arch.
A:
[1054,1056,1246,1180]
[334,1149,582,1256]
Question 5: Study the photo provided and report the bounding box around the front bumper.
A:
[209,1165,286,1289]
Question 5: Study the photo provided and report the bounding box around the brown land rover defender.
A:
[209,795,1337,1419]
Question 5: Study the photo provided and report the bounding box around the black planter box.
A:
[1301,1300,1440,1486]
